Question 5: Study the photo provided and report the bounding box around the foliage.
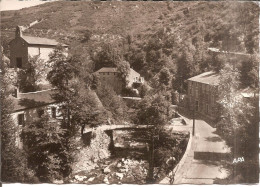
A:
[17,55,45,92]
[138,93,171,127]
[217,64,258,160]
[1,54,38,183]
[91,42,122,71]
[240,55,258,89]
[116,60,131,86]
[22,115,69,182]
[159,67,171,87]
[153,131,188,182]
[211,53,226,73]
[96,85,127,122]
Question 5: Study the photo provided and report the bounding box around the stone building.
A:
[187,71,219,120]
[9,26,68,69]
[11,89,62,148]
[95,67,144,94]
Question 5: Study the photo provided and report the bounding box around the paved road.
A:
[160,115,231,184]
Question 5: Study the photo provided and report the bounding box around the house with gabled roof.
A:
[9,26,68,69]
[95,67,144,94]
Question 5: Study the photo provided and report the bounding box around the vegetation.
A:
[22,115,69,182]
[1,49,38,183]
[1,1,259,184]
[216,64,259,183]
[17,55,45,92]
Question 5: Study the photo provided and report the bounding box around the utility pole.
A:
[147,127,155,183]
[192,100,196,136]
[192,108,195,136]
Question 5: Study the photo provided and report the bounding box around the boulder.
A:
[104,176,109,184]
[104,166,111,174]
[88,177,95,182]
[75,175,87,182]
[116,173,124,180]
[117,162,122,167]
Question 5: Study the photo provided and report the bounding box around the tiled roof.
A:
[187,71,220,86]
[96,67,118,73]
[12,89,57,112]
[21,36,68,47]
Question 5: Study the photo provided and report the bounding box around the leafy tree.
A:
[22,115,68,182]
[137,93,171,183]
[217,64,259,182]
[116,60,131,86]
[240,55,258,89]
[211,53,226,72]
[159,67,171,87]
[1,52,38,183]
[17,55,45,92]
[92,42,122,71]
[96,85,127,122]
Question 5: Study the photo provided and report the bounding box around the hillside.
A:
[1,1,259,81]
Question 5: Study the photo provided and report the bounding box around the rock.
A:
[93,159,98,163]
[53,179,63,184]
[100,149,110,158]
[104,176,109,184]
[116,173,124,180]
[104,166,111,174]
[88,177,95,182]
[117,162,122,167]
[75,175,87,182]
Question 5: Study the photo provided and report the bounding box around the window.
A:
[107,72,109,75]
[38,47,41,55]
[195,101,199,111]
[18,114,24,126]
[206,104,209,114]
[37,109,44,118]
[51,107,56,118]
[16,57,22,68]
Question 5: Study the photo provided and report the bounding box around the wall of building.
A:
[98,72,123,94]
[187,81,218,120]
[10,38,28,68]
[28,46,54,62]
[11,103,62,149]
[127,69,143,87]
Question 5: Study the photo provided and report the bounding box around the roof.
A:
[187,71,220,86]
[21,35,68,47]
[241,87,256,98]
[96,67,118,73]
[12,89,57,112]
[96,67,140,75]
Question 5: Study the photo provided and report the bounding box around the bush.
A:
[22,115,70,182]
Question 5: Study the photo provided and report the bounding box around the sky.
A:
[0,0,50,11]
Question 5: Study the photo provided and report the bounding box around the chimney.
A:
[15,26,23,38]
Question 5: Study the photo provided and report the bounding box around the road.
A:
[160,114,231,184]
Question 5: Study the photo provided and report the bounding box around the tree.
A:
[240,55,258,89]
[159,67,171,87]
[116,60,131,87]
[22,115,68,182]
[211,53,226,73]
[1,51,38,183]
[217,64,259,182]
[17,55,45,92]
[96,85,127,122]
[137,93,171,183]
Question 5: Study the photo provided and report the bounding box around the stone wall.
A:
[72,129,112,174]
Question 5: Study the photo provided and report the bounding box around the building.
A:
[187,71,219,120]
[9,26,68,69]
[11,89,61,148]
[95,67,144,94]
